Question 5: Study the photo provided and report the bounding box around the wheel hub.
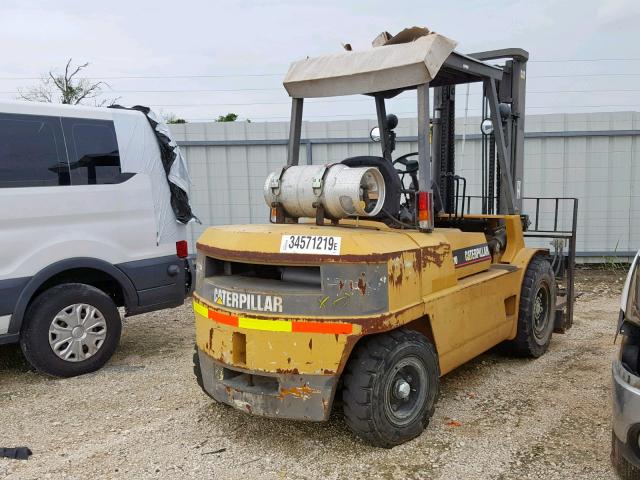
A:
[71,326,86,339]
[394,379,411,400]
[383,357,428,427]
[534,296,543,320]
[532,284,550,340]
[48,303,107,362]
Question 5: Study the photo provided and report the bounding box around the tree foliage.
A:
[216,113,239,122]
[18,59,117,106]
[164,112,187,124]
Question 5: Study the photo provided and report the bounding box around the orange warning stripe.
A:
[193,299,353,335]
[291,320,353,335]
[209,308,238,327]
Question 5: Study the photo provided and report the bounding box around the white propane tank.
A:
[263,164,385,220]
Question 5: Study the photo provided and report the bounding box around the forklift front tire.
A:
[342,328,439,448]
[506,256,556,358]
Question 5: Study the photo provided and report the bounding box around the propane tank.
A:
[263,164,385,220]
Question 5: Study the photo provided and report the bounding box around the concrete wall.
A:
[170,111,640,260]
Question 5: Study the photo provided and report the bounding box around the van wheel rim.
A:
[48,304,107,362]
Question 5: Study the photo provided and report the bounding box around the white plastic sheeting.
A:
[145,109,192,195]
[111,109,187,245]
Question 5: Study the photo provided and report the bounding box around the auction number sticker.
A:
[280,235,341,255]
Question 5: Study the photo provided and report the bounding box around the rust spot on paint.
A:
[419,243,450,268]
[357,273,367,295]
[287,357,291,364]
[389,255,403,288]
[278,384,318,400]
[322,369,335,375]
[308,339,313,350]
[207,328,214,350]
[275,367,300,374]
[338,280,344,290]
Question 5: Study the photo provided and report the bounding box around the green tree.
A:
[18,58,117,106]
[216,113,239,122]
[164,112,187,124]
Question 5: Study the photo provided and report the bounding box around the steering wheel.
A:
[392,152,420,219]
[393,151,419,191]
[393,152,419,174]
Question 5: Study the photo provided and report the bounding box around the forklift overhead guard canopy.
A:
[283,32,458,98]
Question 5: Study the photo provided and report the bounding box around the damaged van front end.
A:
[612,251,640,479]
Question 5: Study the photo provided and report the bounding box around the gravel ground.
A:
[0,269,627,479]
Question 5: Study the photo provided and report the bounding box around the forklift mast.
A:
[281,41,577,330]
[432,49,528,216]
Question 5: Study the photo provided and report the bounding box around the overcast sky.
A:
[0,0,639,123]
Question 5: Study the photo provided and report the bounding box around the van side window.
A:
[63,119,120,185]
[0,113,69,188]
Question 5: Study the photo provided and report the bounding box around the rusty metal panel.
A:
[197,263,389,317]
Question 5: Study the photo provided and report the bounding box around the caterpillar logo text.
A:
[453,244,491,268]
[213,287,283,313]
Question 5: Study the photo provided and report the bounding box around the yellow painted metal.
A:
[237,317,292,332]
[193,301,208,318]
[194,214,544,378]
[195,307,352,375]
[422,268,519,374]
[197,221,425,264]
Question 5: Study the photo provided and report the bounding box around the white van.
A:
[0,100,195,377]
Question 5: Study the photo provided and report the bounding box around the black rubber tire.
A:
[193,346,217,401]
[19,283,121,378]
[506,256,556,357]
[612,430,640,480]
[342,328,440,448]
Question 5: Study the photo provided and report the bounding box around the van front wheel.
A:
[20,283,122,377]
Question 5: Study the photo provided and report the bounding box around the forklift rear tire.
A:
[342,328,439,448]
[193,346,217,402]
[506,256,556,358]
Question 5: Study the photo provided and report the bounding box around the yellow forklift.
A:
[192,27,578,447]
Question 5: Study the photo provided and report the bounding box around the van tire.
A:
[20,283,121,378]
[342,328,440,448]
[612,430,640,480]
[506,256,556,357]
